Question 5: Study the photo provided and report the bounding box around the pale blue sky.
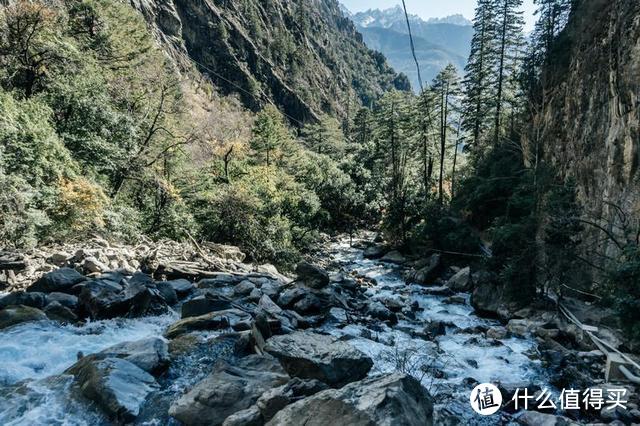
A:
[341,0,537,31]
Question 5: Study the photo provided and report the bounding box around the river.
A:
[0,237,551,425]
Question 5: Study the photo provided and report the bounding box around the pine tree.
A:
[250,105,289,167]
[462,0,496,148]
[432,65,460,204]
[492,0,525,141]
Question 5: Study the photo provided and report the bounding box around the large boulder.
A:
[181,295,232,318]
[267,373,434,426]
[168,355,289,426]
[78,280,167,319]
[67,356,158,423]
[380,250,406,264]
[44,301,78,323]
[445,267,472,292]
[470,273,507,318]
[155,281,178,305]
[406,254,441,285]
[165,309,251,338]
[0,291,47,309]
[0,305,47,330]
[165,279,195,297]
[264,331,373,387]
[97,337,170,373]
[256,378,328,422]
[46,292,79,309]
[363,244,387,259]
[27,267,85,293]
[295,262,330,289]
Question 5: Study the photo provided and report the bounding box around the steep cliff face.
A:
[528,0,640,262]
[132,0,409,124]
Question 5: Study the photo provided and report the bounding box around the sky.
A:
[341,0,538,31]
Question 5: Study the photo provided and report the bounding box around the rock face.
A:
[523,0,640,279]
[67,356,159,423]
[264,331,373,387]
[132,0,409,125]
[267,373,434,426]
[169,355,289,426]
[0,305,47,330]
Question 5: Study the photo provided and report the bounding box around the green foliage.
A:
[0,92,75,186]
[0,171,50,248]
[606,245,640,343]
[409,201,481,256]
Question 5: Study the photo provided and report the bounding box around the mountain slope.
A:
[133,0,410,124]
[358,26,467,90]
[349,6,473,88]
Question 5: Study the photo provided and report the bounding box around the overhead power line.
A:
[401,0,424,92]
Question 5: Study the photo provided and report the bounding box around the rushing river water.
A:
[0,238,550,425]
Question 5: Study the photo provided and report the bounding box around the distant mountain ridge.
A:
[345,5,473,90]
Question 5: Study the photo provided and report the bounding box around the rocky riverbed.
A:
[0,234,637,425]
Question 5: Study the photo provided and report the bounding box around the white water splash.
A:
[0,312,178,385]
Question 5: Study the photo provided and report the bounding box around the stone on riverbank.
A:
[267,373,434,426]
[169,355,289,426]
[264,331,373,387]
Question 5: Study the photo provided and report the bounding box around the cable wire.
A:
[401,0,424,92]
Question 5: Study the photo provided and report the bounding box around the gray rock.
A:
[277,287,307,307]
[98,337,169,373]
[156,281,178,305]
[295,262,329,289]
[46,292,79,309]
[326,307,347,323]
[264,331,373,387]
[366,301,397,324]
[380,250,406,264]
[407,254,441,284]
[259,295,283,315]
[44,301,78,323]
[197,274,243,289]
[78,280,167,319]
[363,245,387,259]
[48,251,71,266]
[67,356,158,423]
[267,373,434,426]
[83,257,109,274]
[221,406,262,426]
[257,378,329,421]
[292,293,323,315]
[169,355,289,426]
[446,267,472,292]
[27,267,85,293]
[0,305,48,329]
[423,320,447,338]
[165,309,251,338]
[0,291,47,309]
[234,280,257,296]
[181,295,232,318]
[165,279,194,297]
[486,327,508,340]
